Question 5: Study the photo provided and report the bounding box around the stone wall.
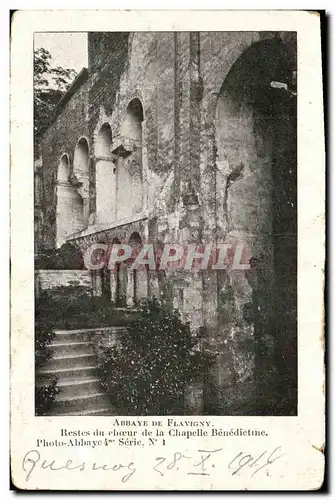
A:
[197,31,297,414]
[37,31,297,415]
[35,270,92,293]
[39,72,90,247]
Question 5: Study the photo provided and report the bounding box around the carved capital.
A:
[110,136,141,159]
[69,173,82,187]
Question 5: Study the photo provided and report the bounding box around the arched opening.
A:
[121,98,143,142]
[116,98,144,219]
[215,38,297,414]
[74,138,90,179]
[96,123,112,157]
[95,123,116,224]
[121,98,144,143]
[56,154,85,247]
[73,138,90,229]
[58,154,70,182]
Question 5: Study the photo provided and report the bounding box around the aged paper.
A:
[10,10,325,490]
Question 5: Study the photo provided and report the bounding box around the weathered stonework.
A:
[37,31,297,415]
[35,269,92,293]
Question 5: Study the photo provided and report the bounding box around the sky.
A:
[34,32,88,73]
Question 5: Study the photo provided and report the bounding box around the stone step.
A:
[49,392,113,415]
[54,407,115,416]
[42,353,98,371]
[37,325,129,416]
[54,327,127,344]
[37,365,100,384]
[50,341,93,357]
[54,378,103,398]
[85,408,115,416]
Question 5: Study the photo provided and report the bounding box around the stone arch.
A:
[95,123,112,157]
[74,137,90,175]
[120,89,146,127]
[57,153,70,182]
[214,37,297,414]
[115,98,144,219]
[129,89,146,109]
[95,123,116,224]
[122,98,144,143]
[56,154,85,248]
[73,138,90,229]
[204,32,293,125]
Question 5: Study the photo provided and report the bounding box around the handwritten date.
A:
[22,446,284,483]
[228,447,285,477]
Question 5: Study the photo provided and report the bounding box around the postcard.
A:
[10,9,325,490]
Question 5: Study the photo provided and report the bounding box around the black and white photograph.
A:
[34,30,297,417]
[10,10,325,491]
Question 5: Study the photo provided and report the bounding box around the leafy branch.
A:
[34,47,78,142]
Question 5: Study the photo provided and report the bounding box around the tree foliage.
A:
[35,242,84,270]
[34,47,77,140]
[36,380,59,416]
[35,288,130,330]
[35,292,59,416]
[100,298,214,415]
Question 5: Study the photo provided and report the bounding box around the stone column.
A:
[136,268,148,302]
[126,269,135,307]
[118,262,128,306]
[109,270,117,303]
[94,271,103,297]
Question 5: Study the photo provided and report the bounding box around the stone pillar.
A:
[126,269,135,307]
[141,120,149,212]
[110,270,117,303]
[148,270,160,299]
[118,263,128,306]
[83,198,90,228]
[136,268,148,302]
[94,271,103,297]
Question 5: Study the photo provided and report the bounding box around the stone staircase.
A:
[37,327,127,416]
